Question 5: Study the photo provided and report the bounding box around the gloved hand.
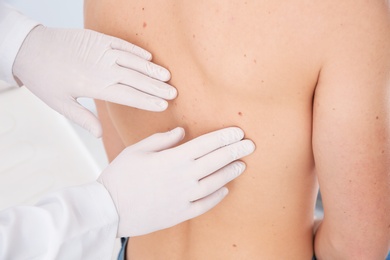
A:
[12,25,177,137]
[97,127,255,237]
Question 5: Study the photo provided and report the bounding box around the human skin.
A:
[84,0,390,259]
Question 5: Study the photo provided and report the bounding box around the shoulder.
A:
[316,1,390,72]
[320,0,390,26]
[323,1,390,46]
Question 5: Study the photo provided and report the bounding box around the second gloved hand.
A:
[97,127,255,237]
[12,25,177,137]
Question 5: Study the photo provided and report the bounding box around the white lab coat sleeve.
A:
[0,2,40,87]
[0,181,119,260]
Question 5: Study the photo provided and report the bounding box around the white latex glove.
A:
[98,127,255,237]
[12,25,177,137]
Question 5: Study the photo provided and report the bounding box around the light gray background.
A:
[4,0,109,170]
[5,0,83,28]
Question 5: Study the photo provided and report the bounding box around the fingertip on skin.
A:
[90,126,103,138]
[168,87,178,100]
[219,127,245,146]
[80,117,103,138]
[153,99,169,111]
[235,127,245,140]
[110,39,152,60]
[135,47,152,60]
[188,187,229,218]
[234,161,247,176]
[242,139,256,154]
[143,51,153,61]
[158,68,171,82]
[169,127,185,140]
[220,187,229,197]
[227,139,256,161]
[226,127,245,141]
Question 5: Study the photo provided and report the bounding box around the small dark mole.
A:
[135,33,138,36]
[233,244,237,248]
[283,206,286,209]
[261,80,264,83]
[244,54,247,58]
[143,22,147,28]
[238,111,243,116]
[142,7,145,11]
[376,116,379,120]
[349,180,352,183]
[388,225,390,229]
[192,34,196,38]
[382,150,385,154]
[253,59,257,64]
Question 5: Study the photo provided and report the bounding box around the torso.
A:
[84,1,327,259]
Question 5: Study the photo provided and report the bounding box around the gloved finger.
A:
[110,37,152,61]
[132,127,185,152]
[95,83,169,111]
[175,127,245,160]
[189,162,246,201]
[194,140,255,180]
[117,68,177,100]
[115,51,171,82]
[64,101,103,137]
[185,187,228,220]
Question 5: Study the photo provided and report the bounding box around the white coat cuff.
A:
[0,3,40,87]
[0,181,119,259]
[80,181,120,233]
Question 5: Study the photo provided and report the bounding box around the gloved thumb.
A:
[65,102,103,138]
[135,127,185,152]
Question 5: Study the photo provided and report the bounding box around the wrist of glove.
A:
[12,25,177,137]
[97,127,255,238]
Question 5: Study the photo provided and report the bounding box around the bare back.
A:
[84,1,390,259]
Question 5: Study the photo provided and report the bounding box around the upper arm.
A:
[313,3,390,258]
